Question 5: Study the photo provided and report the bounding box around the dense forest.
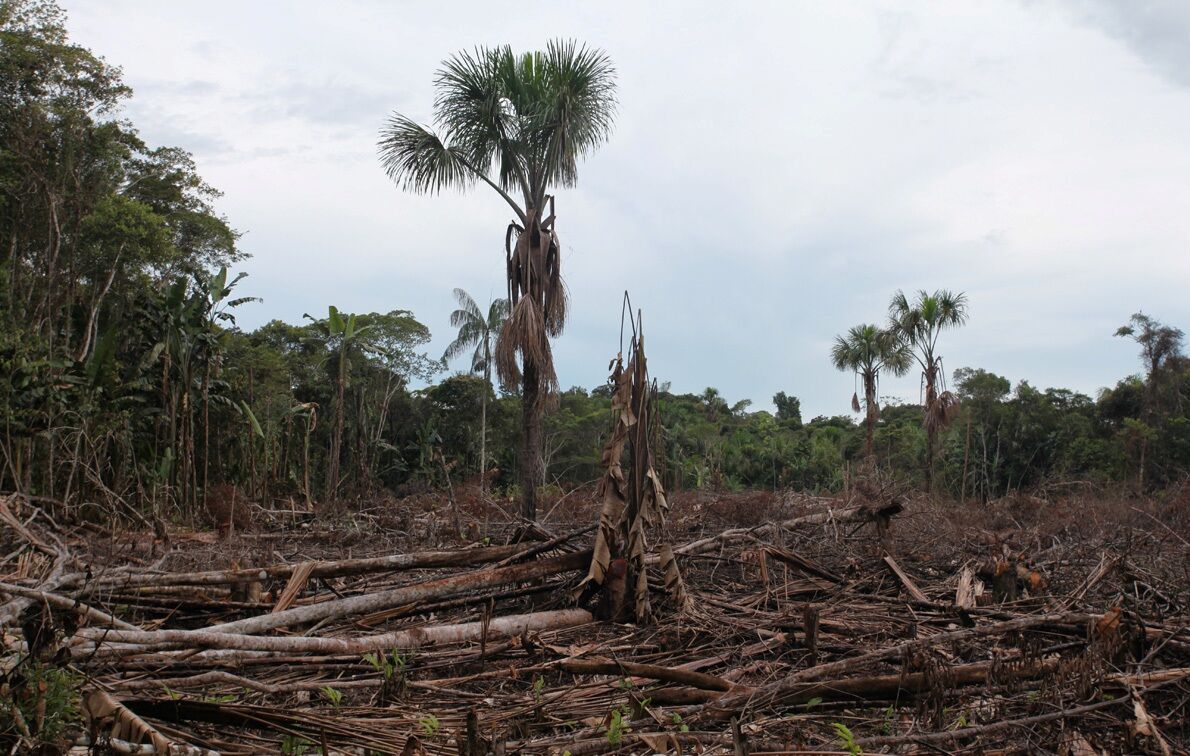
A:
[2,0,1187,530]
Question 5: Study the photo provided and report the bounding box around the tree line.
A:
[2,1,1185,527]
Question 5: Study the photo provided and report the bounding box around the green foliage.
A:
[320,686,343,709]
[832,721,861,755]
[0,663,83,746]
[604,708,630,746]
[280,734,312,755]
[363,649,407,680]
[418,713,440,737]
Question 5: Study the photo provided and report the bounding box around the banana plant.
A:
[303,306,387,501]
[151,267,257,511]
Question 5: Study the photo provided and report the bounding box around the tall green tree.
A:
[772,391,802,426]
[889,289,968,488]
[1115,312,1184,418]
[831,324,911,458]
[1113,312,1185,490]
[378,40,618,520]
[442,288,509,489]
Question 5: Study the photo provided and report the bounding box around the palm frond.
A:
[495,296,557,397]
[434,46,527,193]
[487,297,510,329]
[535,39,618,189]
[442,323,481,363]
[449,288,484,327]
[377,115,474,194]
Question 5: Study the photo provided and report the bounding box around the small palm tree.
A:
[831,324,911,457]
[888,289,969,488]
[442,288,510,489]
[303,306,384,501]
[378,40,617,520]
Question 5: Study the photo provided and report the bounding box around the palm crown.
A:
[888,289,969,371]
[831,324,911,433]
[831,324,911,383]
[442,288,510,377]
[378,40,617,221]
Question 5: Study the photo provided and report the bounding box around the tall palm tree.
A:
[442,288,510,489]
[831,324,911,458]
[378,41,617,520]
[888,289,969,489]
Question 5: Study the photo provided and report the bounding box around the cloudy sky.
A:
[62,1,1190,418]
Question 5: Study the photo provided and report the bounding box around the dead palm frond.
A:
[578,302,681,623]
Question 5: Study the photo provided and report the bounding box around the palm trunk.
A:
[303,414,313,510]
[327,351,346,502]
[202,362,211,509]
[480,380,488,491]
[923,364,938,491]
[864,375,877,458]
[480,339,490,492]
[960,415,972,502]
[520,360,542,521]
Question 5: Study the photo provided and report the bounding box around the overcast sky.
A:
[62,1,1190,418]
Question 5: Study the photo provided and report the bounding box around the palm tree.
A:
[303,306,384,502]
[831,324,911,458]
[378,41,617,520]
[442,288,510,489]
[888,289,969,488]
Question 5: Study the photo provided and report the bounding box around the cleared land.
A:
[3,485,1188,754]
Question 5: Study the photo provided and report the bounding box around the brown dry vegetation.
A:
[3,483,1188,754]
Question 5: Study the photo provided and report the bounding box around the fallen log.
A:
[854,695,1126,749]
[686,611,1096,720]
[167,549,590,636]
[555,658,739,692]
[92,542,539,589]
[75,608,593,655]
[883,555,929,602]
[653,502,901,564]
[693,656,1062,722]
[0,581,140,631]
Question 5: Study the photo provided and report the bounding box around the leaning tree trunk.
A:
[520,360,542,521]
